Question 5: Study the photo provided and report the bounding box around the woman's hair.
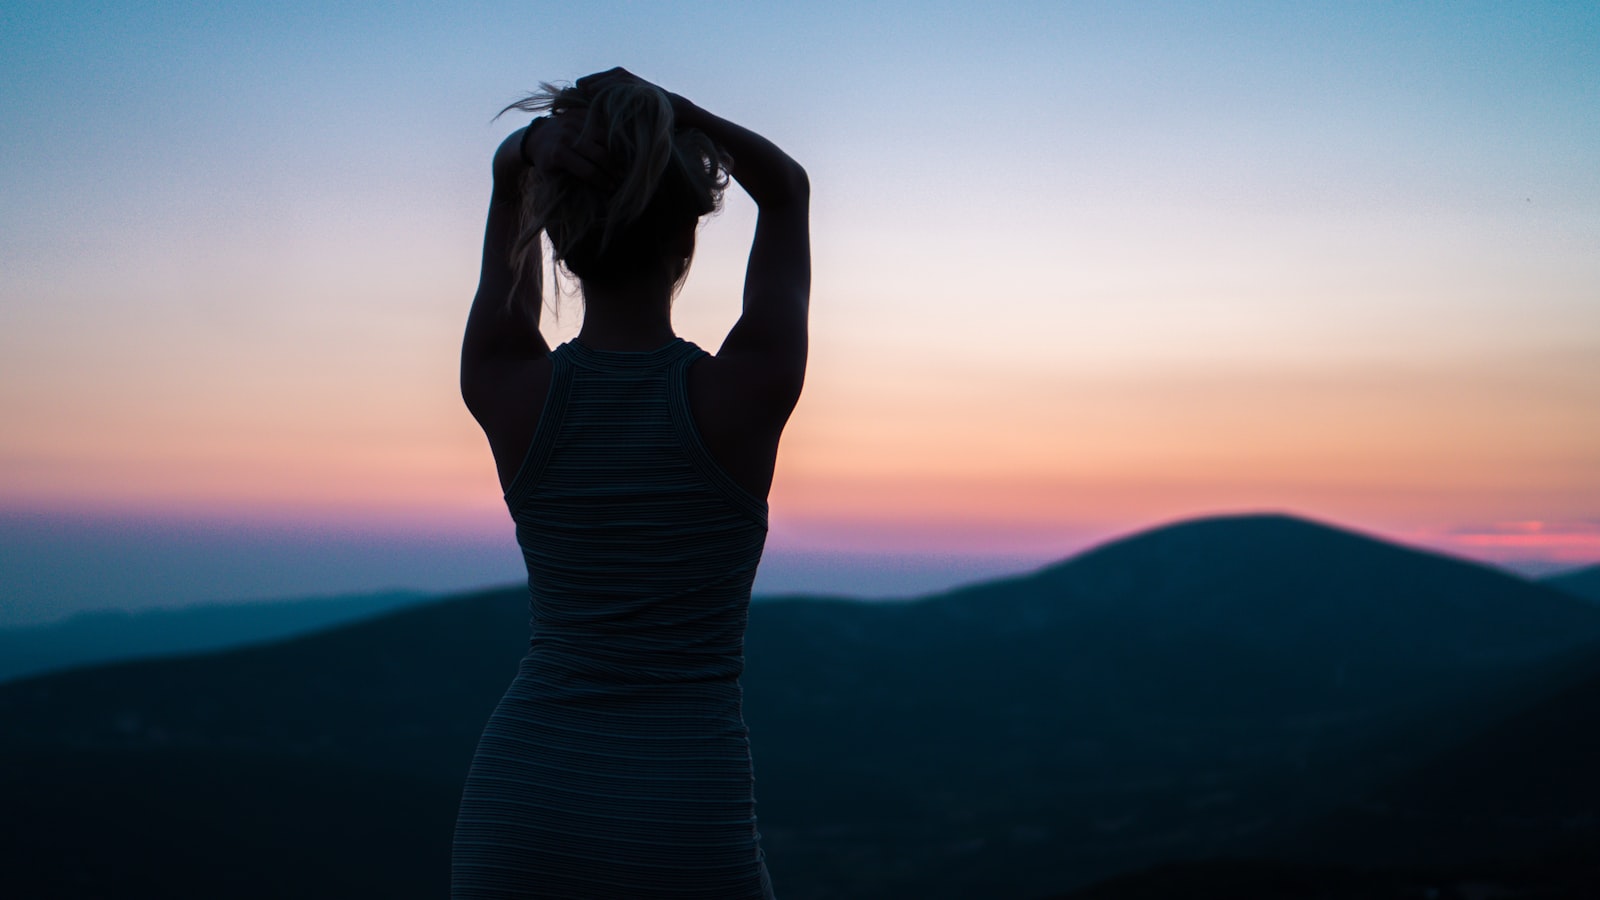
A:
[499,81,729,312]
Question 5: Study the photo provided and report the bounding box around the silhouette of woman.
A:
[450,68,808,899]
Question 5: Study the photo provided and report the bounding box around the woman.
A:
[451,68,808,899]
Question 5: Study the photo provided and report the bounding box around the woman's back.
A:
[507,337,767,685]
[452,337,775,899]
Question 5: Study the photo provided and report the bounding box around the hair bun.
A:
[500,80,729,308]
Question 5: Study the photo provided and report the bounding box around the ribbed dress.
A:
[451,338,775,899]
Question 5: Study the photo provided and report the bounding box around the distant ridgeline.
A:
[0,590,430,684]
[1544,562,1600,605]
[2,514,1599,899]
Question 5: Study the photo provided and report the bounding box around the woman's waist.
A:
[522,632,747,685]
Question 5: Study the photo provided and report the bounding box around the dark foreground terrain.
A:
[4,514,1598,898]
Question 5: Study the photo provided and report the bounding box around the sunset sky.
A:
[2,1,1597,624]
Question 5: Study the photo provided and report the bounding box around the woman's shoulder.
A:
[684,347,802,501]
[467,354,554,495]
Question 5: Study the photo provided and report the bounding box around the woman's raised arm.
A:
[575,68,811,407]
[461,108,631,398]
[460,127,550,421]
[673,94,811,403]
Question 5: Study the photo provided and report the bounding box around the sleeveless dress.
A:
[451,338,775,899]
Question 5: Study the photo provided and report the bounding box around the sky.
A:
[2,1,1598,624]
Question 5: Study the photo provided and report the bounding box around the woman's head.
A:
[502,78,729,309]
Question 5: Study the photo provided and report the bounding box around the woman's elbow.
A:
[784,161,810,204]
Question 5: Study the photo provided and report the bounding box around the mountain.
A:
[0,589,430,684]
[3,513,1598,899]
[1055,637,1600,899]
[1544,563,1600,605]
[741,514,1600,895]
[1280,634,1600,866]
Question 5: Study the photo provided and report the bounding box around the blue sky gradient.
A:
[3,1,1597,622]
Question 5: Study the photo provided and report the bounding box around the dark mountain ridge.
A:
[1544,562,1600,605]
[0,589,428,684]
[737,515,1600,894]
[954,513,1590,666]
[3,512,1598,899]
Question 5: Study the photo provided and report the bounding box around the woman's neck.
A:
[575,278,676,351]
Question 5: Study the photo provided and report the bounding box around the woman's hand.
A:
[576,67,695,121]
[574,66,653,98]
